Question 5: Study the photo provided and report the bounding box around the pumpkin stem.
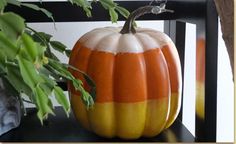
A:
[120,4,174,34]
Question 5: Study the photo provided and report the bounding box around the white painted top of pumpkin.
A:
[79,27,173,54]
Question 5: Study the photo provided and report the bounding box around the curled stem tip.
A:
[120,4,174,34]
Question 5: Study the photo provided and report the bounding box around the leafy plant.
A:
[0,0,129,123]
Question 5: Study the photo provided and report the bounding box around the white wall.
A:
[182,23,196,136]
[216,20,234,142]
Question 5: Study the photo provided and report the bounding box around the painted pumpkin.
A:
[68,6,182,139]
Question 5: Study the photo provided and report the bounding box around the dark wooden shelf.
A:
[0,107,195,142]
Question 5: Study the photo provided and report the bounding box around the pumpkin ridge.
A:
[68,44,93,130]
[79,28,103,43]
[160,43,182,128]
[78,45,94,131]
[112,55,117,137]
[161,42,182,93]
[141,48,171,136]
[117,34,143,53]
[135,32,159,51]
[113,52,148,102]
[112,52,145,138]
[96,32,120,53]
[87,50,115,102]
[68,41,81,67]
[81,29,116,50]
[85,49,116,136]
[143,31,172,47]
[142,50,150,137]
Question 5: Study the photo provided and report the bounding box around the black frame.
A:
[2,0,218,142]
[163,0,218,142]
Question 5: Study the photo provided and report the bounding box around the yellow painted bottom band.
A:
[165,93,181,128]
[71,93,180,139]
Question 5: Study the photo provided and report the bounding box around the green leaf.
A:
[48,59,75,80]
[39,83,53,97]
[99,0,117,9]
[66,63,96,100]
[0,0,7,11]
[32,32,52,44]
[66,64,96,88]
[69,0,92,17]
[17,56,43,89]
[109,8,118,23]
[0,48,6,68]
[1,77,19,97]
[36,43,46,61]
[39,75,56,96]
[20,33,39,62]
[38,66,51,77]
[6,0,21,7]
[0,12,25,40]
[99,0,129,23]
[115,6,130,18]
[6,63,32,96]
[50,41,67,53]
[38,32,52,42]
[18,32,46,67]
[34,85,54,124]
[21,3,54,21]
[79,87,94,108]
[45,52,59,61]
[26,28,53,62]
[54,86,70,117]
[40,8,54,20]
[6,2,54,22]
[83,7,92,17]
[44,64,62,80]
[48,64,71,80]
[0,32,19,59]
[48,59,95,107]
[65,49,71,57]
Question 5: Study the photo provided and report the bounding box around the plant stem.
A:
[120,5,173,34]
